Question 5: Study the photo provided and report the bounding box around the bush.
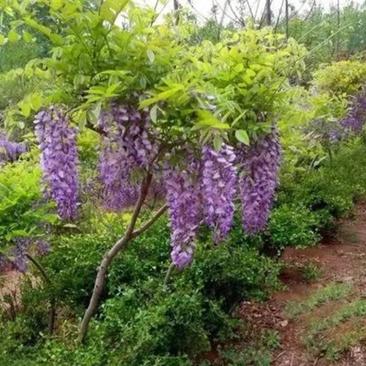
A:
[268,204,321,251]
[0,212,281,366]
[0,158,57,245]
[312,60,366,97]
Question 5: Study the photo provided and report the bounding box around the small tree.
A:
[1,0,306,341]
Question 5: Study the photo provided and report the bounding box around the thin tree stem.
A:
[79,172,153,343]
[131,205,168,238]
[164,263,175,288]
[26,254,56,335]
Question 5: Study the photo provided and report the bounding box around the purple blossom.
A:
[238,127,281,234]
[164,154,201,269]
[36,240,51,256]
[0,239,51,274]
[307,118,345,145]
[99,105,158,211]
[340,93,366,134]
[0,254,9,273]
[201,144,237,243]
[11,238,31,273]
[34,108,79,220]
[0,134,27,163]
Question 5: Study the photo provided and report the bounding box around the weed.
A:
[285,282,352,318]
[219,329,280,366]
[300,261,323,283]
[304,299,366,359]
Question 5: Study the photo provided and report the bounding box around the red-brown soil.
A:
[231,203,366,366]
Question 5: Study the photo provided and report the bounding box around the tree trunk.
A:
[173,0,179,25]
[26,254,56,334]
[79,173,153,343]
[285,0,289,39]
[266,0,271,26]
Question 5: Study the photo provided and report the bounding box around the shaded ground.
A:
[238,203,366,365]
[0,270,23,317]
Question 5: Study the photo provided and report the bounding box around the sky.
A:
[141,0,365,23]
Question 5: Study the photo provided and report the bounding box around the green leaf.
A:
[23,31,33,43]
[18,100,31,117]
[0,34,6,46]
[8,29,20,43]
[235,129,250,145]
[50,0,64,11]
[140,84,185,107]
[150,105,158,123]
[147,49,155,63]
[101,0,130,23]
[194,110,230,130]
[24,17,63,45]
[30,93,43,111]
[88,102,102,124]
[213,135,223,151]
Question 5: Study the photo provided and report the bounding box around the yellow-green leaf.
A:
[8,29,20,43]
[235,129,250,145]
[0,34,6,46]
[23,31,33,43]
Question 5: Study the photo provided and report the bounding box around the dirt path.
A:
[238,203,366,365]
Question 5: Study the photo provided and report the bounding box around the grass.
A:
[285,282,352,318]
[218,329,280,366]
[322,324,366,361]
[304,299,366,359]
[299,261,323,283]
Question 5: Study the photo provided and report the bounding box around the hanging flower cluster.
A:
[340,92,366,134]
[163,131,281,268]
[32,103,282,269]
[238,127,281,234]
[311,91,366,147]
[0,239,50,274]
[164,156,201,268]
[0,134,27,164]
[34,108,79,220]
[99,105,158,211]
[201,145,237,243]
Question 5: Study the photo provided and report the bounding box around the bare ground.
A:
[238,203,366,366]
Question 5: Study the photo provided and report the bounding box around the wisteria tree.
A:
[1,0,306,341]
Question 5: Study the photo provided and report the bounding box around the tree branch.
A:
[164,262,175,288]
[26,254,56,334]
[131,204,168,238]
[79,172,153,343]
[86,120,107,136]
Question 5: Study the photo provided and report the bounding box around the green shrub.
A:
[0,158,57,246]
[268,204,321,250]
[2,214,280,366]
[312,60,366,97]
[0,41,45,74]
[43,233,112,311]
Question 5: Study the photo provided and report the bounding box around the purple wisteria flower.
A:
[201,144,237,243]
[238,127,281,234]
[0,134,27,163]
[34,107,79,220]
[0,239,51,274]
[0,254,9,273]
[340,93,366,134]
[99,105,158,211]
[307,118,345,145]
[11,238,31,273]
[164,154,201,269]
[36,240,51,256]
